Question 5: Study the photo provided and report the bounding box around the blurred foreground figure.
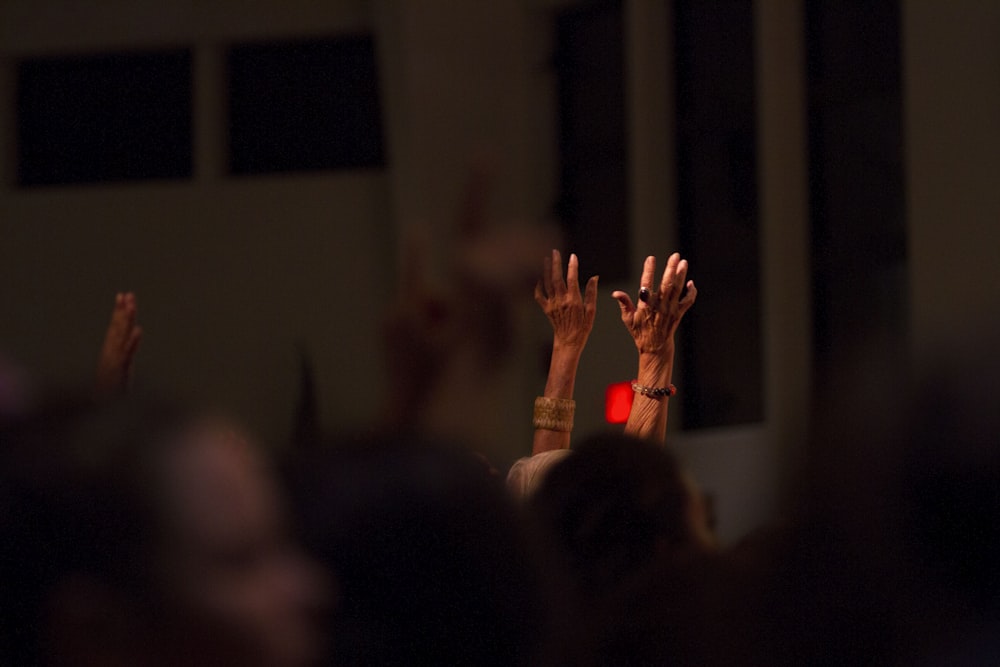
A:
[533,433,714,595]
[655,330,1000,667]
[0,396,326,667]
[529,433,715,664]
[286,436,561,666]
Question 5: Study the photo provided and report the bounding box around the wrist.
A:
[544,344,583,400]
[552,340,586,359]
[637,350,674,383]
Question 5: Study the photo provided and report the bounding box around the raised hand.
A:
[612,253,697,443]
[382,239,454,425]
[95,292,143,397]
[611,253,697,355]
[534,250,599,353]
[529,250,598,456]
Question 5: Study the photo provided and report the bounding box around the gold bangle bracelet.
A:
[533,396,575,432]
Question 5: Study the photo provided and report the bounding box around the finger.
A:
[542,255,554,297]
[123,292,137,326]
[659,252,681,301]
[675,259,689,295]
[534,281,547,309]
[124,326,143,358]
[638,256,657,310]
[108,293,128,334]
[639,255,657,293]
[678,280,698,317]
[551,249,566,295]
[611,290,635,324]
[566,253,580,296]
[664,258,688,310]
[583,275,599,313]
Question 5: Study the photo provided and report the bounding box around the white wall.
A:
[0,0,557,462]
[904,0,1000,360]
[0,174,393,444]
[0,1,391,445]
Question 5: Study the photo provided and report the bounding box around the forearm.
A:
[531,343,583,454]
[94,368,123,398]
[624,345,675,444]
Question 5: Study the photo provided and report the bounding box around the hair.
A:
[530,432,696,598]
[0,394,194,665]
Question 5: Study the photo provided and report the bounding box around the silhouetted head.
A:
[531,433,714,598]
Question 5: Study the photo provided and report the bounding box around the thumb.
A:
[611,291,635,322]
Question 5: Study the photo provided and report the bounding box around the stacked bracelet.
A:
[533,396,576,432]
[631,380,677,399]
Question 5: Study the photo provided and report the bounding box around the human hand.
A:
[534,250,598,353]
[95,292,143,397]
[611,253,697,356]
[383,243,454,404]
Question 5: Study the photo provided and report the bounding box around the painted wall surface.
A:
[0,0,556,465]
[0,2,392,449]
[0,175,392,443]
[904,0,1000,360]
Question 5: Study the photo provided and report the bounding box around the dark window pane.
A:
[806,1,906,377]
[17,50,192,186]
[228,36,385,174]
[675,0,763,428]
[555,0,628,282]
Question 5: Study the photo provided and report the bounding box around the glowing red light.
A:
[605,381,634,424]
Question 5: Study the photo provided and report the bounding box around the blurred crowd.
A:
[1,200,998,666]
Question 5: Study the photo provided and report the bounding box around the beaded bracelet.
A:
[631,380,677,399]
[533,396,576,432]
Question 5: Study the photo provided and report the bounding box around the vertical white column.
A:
[755,0,812,486]
[904,0,1000,362]
[625,0,675,267]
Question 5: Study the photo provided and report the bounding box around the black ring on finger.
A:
[638,287,651,303]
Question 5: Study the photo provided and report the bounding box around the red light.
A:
[605,381,634,424]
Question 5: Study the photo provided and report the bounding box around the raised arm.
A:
[612,253,696,443]
[531,250,598,455]
[95,292,143,398]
